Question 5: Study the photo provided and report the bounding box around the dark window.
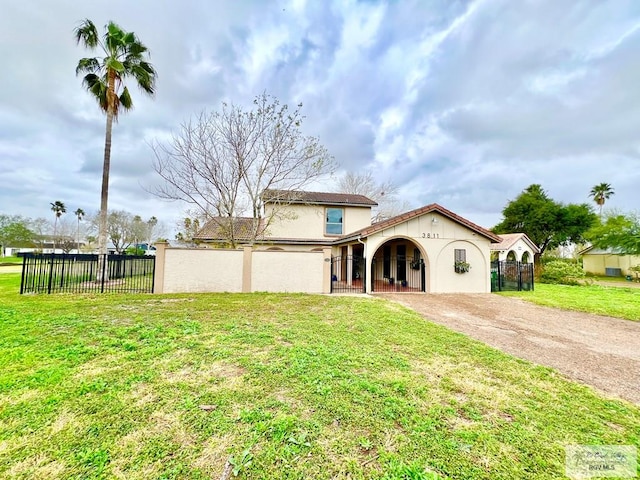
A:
[326,208,343,235]
[454,249,466,262]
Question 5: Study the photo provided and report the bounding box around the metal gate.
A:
[491,261,534,292]
[331,255,365,293]
[371,256,425,293]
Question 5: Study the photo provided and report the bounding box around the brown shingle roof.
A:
[262,189,377,207]
[339,204,502,242]
[194,217,266,241]
[490,233,540,253]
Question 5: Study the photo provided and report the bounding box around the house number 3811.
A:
[421,233,440,238]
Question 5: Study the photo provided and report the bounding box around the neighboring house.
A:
[6,236,84,255]
[579,246,640,277]
[193,189,501,293]
[490,233,539,263]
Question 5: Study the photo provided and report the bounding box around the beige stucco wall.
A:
[252,250,325,293]
[363,213,492,293]
[154,245,331,294]
[161,248,244,293]
[582,254,640,276]
[264,203,372,239]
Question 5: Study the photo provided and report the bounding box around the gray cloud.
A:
[1,0,639,232]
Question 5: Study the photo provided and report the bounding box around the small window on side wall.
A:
[326,208,343,235]
[454,248,469,273]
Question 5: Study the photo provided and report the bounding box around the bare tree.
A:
[337,171,409,222]
[150,93,335,247]
[29,218,52,252]
[45,218,75,254]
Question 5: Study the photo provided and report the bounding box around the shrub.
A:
[540,260,586,285]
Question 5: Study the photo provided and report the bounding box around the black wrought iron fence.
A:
[371,256,425,293]
[20,253,155,294]
[491,260,534,292]
[331,255,366,293]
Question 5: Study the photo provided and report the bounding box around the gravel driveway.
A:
[380,293,640,405]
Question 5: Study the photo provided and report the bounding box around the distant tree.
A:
[146,216,158,245]
[0,215,34,256]
[75,19,157,259]
[50,201,66,248]
[589,183,614,218]
[28,217,52,251]
[585,212,640,255]
[131,215,146,246]
[104,210,138,254]
[151,93,335,248]
[175,217,202,245]
[494,184,597,259]
[337,171,409,222]
[74,208,85,253]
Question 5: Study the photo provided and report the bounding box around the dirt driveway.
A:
[380,293,640,405]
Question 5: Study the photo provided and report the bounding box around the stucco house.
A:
[489,233,539,263]
[579,246,640,277]
[192,189,501,294]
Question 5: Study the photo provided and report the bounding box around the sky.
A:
[1,0,639,234]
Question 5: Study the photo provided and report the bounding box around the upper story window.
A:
[326,208,343,235]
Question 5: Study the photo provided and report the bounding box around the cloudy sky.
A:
[1,0,639,233]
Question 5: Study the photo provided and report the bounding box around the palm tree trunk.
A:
[97,110,114,281]
[53,217,57,251]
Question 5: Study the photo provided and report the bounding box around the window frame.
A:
[325,207,344,236]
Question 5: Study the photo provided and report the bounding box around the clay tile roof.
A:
[340,203,502,242]
[490,233,540,253]
[194,217,266,241]
[262,189,377,207]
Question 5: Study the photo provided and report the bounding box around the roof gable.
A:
[195,217,266,241]
[490,233,541,254]
[339,204,501,242]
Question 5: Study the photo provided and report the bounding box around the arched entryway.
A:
[370,238,426,292]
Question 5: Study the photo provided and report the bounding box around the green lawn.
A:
[0,273,638,479]
[501,283,640,321]
[0,256,23,266]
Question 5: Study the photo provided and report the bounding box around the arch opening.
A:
[370,237,426,293]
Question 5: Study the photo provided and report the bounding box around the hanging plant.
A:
[454,260,470,273]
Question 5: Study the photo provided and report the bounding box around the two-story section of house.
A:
[259,189,378,250]
[194,189,501,293]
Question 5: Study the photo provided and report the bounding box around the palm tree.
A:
[50,201,66,250]
[589,183,615,218]
[74,19,156,259]
[74,208,85,253]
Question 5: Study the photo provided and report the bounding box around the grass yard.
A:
[0,272,639,479]
[501,283,640,321]
[0,256,23,266]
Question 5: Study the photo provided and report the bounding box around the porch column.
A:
[347,244,353,286]
[152,241,169,294]
[322,247,332,294]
